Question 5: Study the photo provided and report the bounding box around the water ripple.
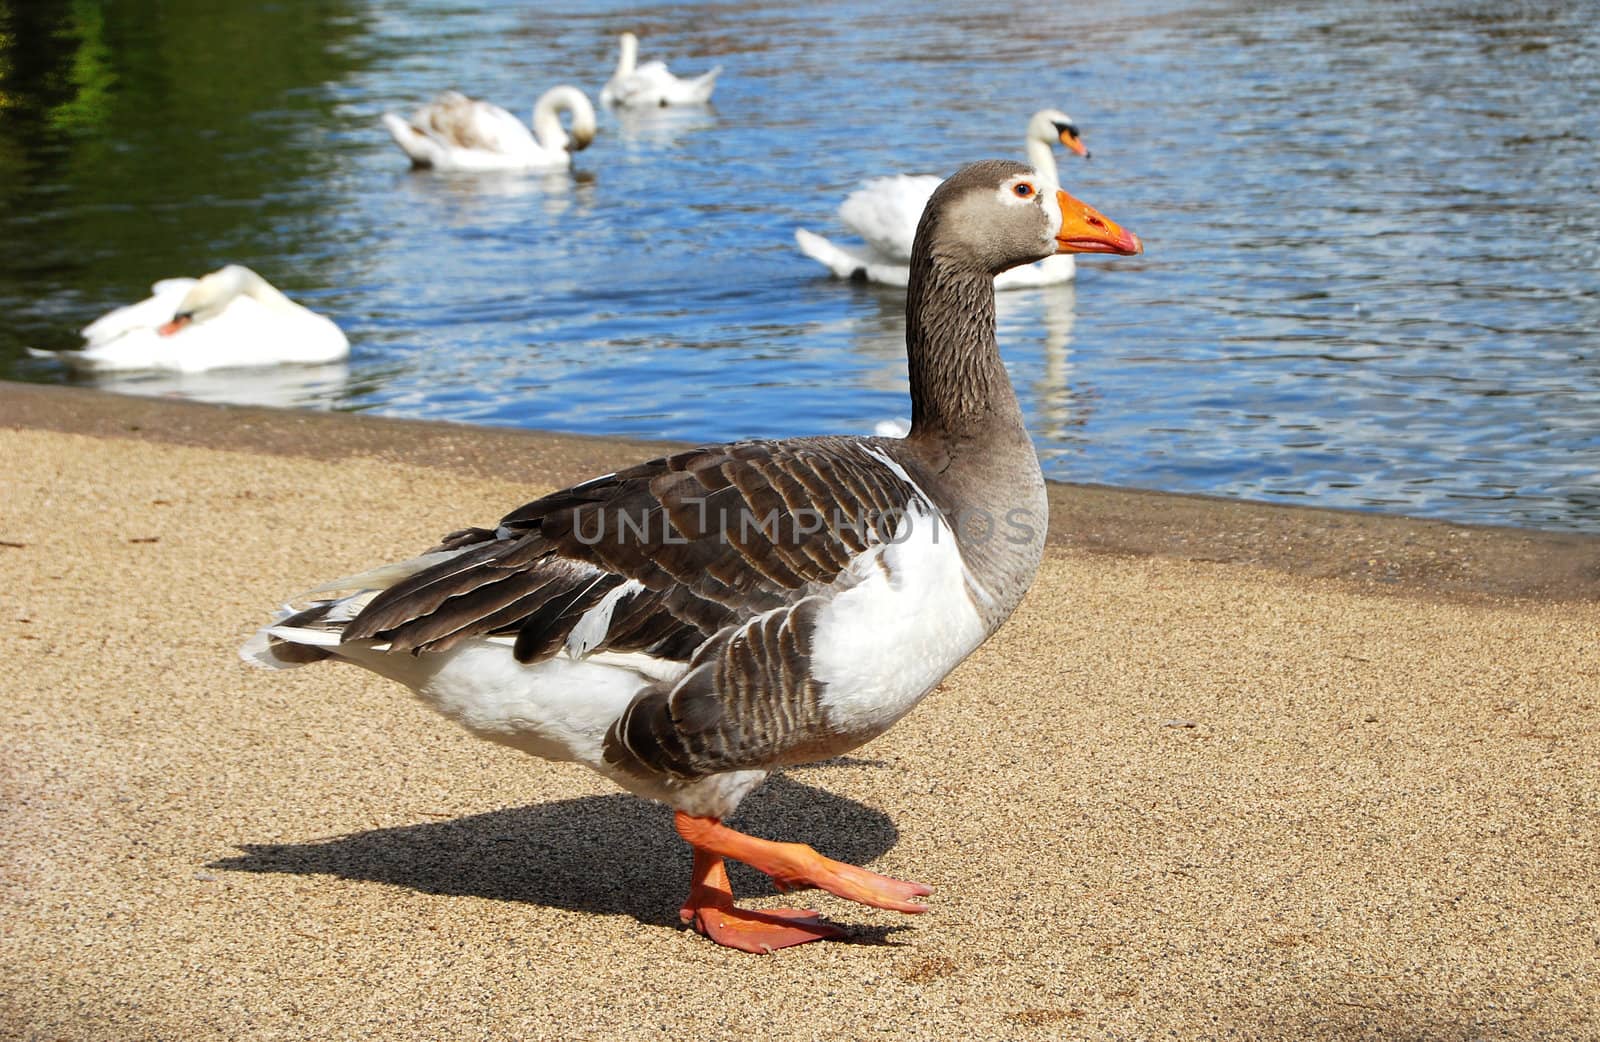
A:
[1,0,1597,530]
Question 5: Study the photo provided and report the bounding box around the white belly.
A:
[809,499,989,740]
[327,637,655,768]
[393,640,768,816]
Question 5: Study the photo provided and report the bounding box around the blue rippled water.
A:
[2,0,1597,530]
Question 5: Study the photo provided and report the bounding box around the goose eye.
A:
[1013,182,1035,198]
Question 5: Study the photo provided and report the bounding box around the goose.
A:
[599,32,720,108]
[243,160,1141,953]
[382,87,597,172]
[795,109,1091,289]
[30,265,347,373]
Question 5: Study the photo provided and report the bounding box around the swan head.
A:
[1028,108,1090,159]
[567,120,596,153]
[157,265,262,336]
[534,86,597,154]
[927,160,1139,273]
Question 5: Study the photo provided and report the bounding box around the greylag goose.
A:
[382,87,597,171]
[29,265,347,373]
[243,159,1141,953]
[795,109,1091,289]
[599,32,720,108]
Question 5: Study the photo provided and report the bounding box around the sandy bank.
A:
[3,385,1596,1040]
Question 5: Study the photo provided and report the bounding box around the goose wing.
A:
[332,438,930,776]
[343,438,921,659]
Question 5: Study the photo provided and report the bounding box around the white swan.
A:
[599,32,720,108]
[795,109,1091,289]
[30,265,347,374]
[382,87,597,171]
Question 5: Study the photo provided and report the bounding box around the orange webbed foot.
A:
[682,903,846,954]
[767,854,933,912]
[675,812,934,935]
[679,846,845,953]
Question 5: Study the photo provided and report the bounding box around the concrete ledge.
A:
[5,380,1594,601]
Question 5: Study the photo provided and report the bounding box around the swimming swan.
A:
[600,32,720,108]
[31,265,347,373]
[382,87,597,171]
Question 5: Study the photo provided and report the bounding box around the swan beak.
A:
[156,315,192,337]
[1054,189,1142,255]
[1058,128,1090,159]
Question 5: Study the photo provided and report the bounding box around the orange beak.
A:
[156,315,191,337]
[1058,128,1090,159]
[1054,189,1142,255]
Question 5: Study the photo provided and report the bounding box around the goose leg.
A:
[678,846,843,953]
[674,812,932,952]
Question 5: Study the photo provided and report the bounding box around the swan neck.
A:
[238,270,298,313]
[183,266,299,321]
[616,33,637,77]
[532,86,595,152]
[1025,133,1060,187]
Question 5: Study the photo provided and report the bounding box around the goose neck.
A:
[904,251,1023,444]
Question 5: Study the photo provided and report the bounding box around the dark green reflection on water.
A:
[0,0,371,356]
[45,0,117,132]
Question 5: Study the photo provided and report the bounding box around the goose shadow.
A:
[211,772,910,939]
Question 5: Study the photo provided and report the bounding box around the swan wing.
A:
[794,228,909,287]
[993,254,1077,289]
[839,175,940,262]
[680,66,721,104]
[423,92,533,152]
[603,65,666,108]
[68,290,346,372]
[177,295,347,368]
[460,97,539,153]
[80,278,196,346]
[605,59,719,107]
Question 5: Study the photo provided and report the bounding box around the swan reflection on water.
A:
[833,281,1081,440]
[1008,281,1084,444]
[608,105,719,150]
[73,361,352,411]
[390,164,593,221]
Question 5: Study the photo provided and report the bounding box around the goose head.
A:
[921,159,1140,276]
[1027,108,1090,159]
[157,265,262,336]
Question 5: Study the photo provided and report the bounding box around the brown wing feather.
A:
[604,596,832,779]
[340,437,928,777]
[411,91,497,151]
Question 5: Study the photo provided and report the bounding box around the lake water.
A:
[3,0,1598,531]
